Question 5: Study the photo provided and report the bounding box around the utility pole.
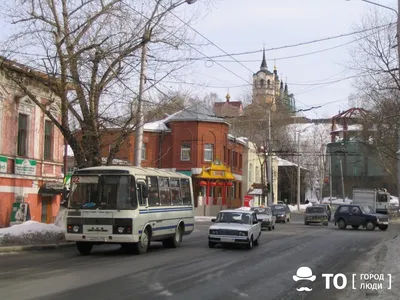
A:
[329,150,333,207]
[297,131,301,210]
[340,158,346,201]
[134,41,148,167]
[267,109,273,206]
[397,0,400,203]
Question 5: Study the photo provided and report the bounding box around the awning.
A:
[248,189,263,195]
[38,182,64,196]
[196,159,235,180]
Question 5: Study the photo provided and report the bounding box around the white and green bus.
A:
[65,166,195,255]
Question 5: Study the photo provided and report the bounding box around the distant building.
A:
[213,93,243,117]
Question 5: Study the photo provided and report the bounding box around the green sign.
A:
[15,158,37,176]
[0,156,7,173]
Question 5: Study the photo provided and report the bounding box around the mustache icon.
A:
[296,287,312,292]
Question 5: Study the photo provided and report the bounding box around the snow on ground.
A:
[288,203,313,212]
[194,216,215,222]
[0,221,65,246]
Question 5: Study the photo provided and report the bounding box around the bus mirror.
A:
[142,185,148,198]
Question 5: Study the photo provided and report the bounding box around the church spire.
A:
[260,47,268,72]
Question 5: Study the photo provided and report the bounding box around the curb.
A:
[0,242,75,253]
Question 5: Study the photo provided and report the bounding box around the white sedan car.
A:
[208,209,261,249]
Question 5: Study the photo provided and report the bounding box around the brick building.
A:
[0,66,64,228]
[98,103,245,209]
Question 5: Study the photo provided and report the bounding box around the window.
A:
[239,154,242,169]
[180,178,192,205]
[181,143,191,161]
[158,177,171,206]
[223,146,227,163]
[141,143,147,161]
[147,176,159,206]
[170,178,182,205]
[249,164,253,183]
[44,120,53,160]
[99,175,136,209]
[17,114,28,156]
[233,151,237,167]
[204,144,213,162]
[338,206,350,213]
[136,182,147,206]
[228,149,231,165]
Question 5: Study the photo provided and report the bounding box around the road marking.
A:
[233,289,249,297]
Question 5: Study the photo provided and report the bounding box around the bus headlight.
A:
[73,225,80,233]
[118,227,124,234]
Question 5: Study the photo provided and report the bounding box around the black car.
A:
[304,206,329,226]
[271,204,291,223]
[334,204,389,231]
[313,204,332,221]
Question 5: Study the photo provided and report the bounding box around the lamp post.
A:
[347,0,400,207]
[134,0,198,166]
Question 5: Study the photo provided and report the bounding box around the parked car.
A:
[271,204,291,223]
[250,206,276,231]
[208,209,261,249]
[313,203,332,221]
[334,204,389,231]
[304,206,329,226]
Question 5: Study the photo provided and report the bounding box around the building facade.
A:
[98,103,246,215]
[0,70,64,227]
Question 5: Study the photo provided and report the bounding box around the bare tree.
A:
[348,10,399,187]
[0,0,208,168]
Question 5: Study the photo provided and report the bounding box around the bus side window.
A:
[180,178,192,205]
[136,182,147,207]
[159,177,171,206]
[147,176,160,206]
[170,178,182,206]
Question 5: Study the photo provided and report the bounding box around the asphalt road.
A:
[0,214,397,300]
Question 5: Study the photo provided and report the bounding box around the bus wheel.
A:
[163,224,183,248]
[135,227,150,255]
[76,242,93,255]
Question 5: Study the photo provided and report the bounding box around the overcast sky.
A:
[0,0,396,119]
[186,0,396,118]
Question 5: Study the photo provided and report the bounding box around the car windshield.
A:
[360,206,374,214]
[216,212,252,225]
[272,205,285,212]
[68,175,137,210]
[306,207,325,213]
[250,207,271,215]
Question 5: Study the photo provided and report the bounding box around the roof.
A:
[220,209,254,214]
[214,101,243,108]
[165,103,228,124]
[73,166,191,178]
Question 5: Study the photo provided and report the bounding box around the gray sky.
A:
[187,0,396,118]
[0,0,396,120]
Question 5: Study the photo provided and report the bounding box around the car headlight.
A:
[118,226,124,234]
[73,225,80,233]
[238,231,247,236]
[210,229,219,235]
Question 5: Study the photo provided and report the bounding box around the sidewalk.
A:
[343,233,400,300]
[0,242,74,253]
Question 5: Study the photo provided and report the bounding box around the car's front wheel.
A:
[247,236,253,249]
[208,241,216,248]
[378,225,388,231]
[366,221,376,231]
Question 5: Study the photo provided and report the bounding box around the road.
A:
[0,214,397,300]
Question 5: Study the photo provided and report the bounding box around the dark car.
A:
[271,204,291,223]
[250,207,276,231]
[313,203,332,221]
[304,206,329,226]
[334,204,389,231]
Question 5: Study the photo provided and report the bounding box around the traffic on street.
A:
[0,213,397,300]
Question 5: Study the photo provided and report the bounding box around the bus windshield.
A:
[68,175,137,210]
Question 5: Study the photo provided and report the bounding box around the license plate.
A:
[221,238,235,243]
[87,237,105,242]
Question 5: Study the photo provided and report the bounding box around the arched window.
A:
[267,80,271,88]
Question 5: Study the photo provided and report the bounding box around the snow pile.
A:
[54,206,68,228]
[390,196,399,206]
[0,221,65,246]
[288,203,313,212]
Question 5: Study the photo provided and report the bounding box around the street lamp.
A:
[346,0,400,202]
